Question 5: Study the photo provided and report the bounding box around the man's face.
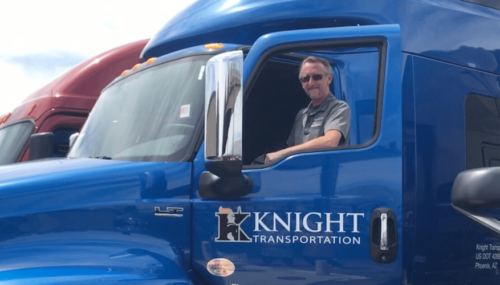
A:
[299,62,332,105]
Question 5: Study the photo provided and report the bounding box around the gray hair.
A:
[300,56,333,75]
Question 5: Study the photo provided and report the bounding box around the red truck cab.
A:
[0,39,148,165]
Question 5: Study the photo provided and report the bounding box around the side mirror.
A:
[29,132,54,161]
[69,132,79,149]
[199,51,252,198]
[452,167,500,237]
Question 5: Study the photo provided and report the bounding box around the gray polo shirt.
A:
[287,93,350,146]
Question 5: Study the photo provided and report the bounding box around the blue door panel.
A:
[193,24,402,284]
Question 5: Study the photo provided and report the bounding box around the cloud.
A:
[0,0,198,116]
[0,61,50,115]
[2,51,87,79]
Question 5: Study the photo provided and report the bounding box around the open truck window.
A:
[242,47,380,165]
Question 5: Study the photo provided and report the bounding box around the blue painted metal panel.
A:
[401,53,418,284]
[144,0,500,77]
[0,158,192,283]
[401,0,500,75]
[407,55,500,284]
[143,0,393,60]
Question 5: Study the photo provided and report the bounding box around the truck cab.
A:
[1,0,500,284]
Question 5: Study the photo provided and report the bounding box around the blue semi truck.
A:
[1,0,500,284]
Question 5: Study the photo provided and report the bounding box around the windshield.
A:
[0,121,34,165]
[68,55,210,162]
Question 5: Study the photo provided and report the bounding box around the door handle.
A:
[380,213,388,250]
[370,207,398,263]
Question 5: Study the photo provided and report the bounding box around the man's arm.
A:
[265,129,342,163]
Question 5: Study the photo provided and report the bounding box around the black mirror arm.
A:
[199,160,253,199]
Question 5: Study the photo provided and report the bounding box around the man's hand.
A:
[265,130,342,164]
[265,151,285,164]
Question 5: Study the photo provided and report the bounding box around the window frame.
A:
[241,36,389,167]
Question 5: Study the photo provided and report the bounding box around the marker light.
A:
[2,113,11,124]
[145,57,157,65]
[121,69,130,77]
[204,43,224,50]
[27,104,37,115]
[131,64,142,71]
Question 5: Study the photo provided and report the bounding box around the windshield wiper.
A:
[90,156,112,160]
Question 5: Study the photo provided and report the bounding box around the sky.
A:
[0,0,199,116]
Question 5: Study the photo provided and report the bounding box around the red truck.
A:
[0,39,148,165]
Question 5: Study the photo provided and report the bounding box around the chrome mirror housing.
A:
[204,50,243,161]
[200,50,251,198]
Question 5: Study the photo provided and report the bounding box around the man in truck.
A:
[264,56,351,163]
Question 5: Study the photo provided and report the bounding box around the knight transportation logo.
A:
[214,206,365,245]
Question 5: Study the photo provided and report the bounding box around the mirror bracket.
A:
[199,161,252,198]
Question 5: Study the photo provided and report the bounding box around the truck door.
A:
[193,24,402,285]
